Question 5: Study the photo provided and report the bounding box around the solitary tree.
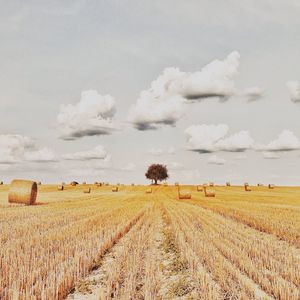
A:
[145,164,169,185]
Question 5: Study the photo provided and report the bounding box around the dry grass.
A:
[0,184,299,299]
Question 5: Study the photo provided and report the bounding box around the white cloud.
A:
[255,130,300,152]
[208,155,226,165]
[56,90,118,140]
[286,81,300,102]
[243,86,264,102]
[185,124,253,153]
[62,145,108,161]
[215,131,254,152]
[24,147,58,162]
[262,151,280,159]
[128,52,240,130]
[0,134,35,164]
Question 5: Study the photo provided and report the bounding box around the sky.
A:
[1,0,300,185]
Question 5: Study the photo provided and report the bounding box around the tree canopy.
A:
[145,164,169,185]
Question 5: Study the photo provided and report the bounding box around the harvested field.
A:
[0,184,299,299]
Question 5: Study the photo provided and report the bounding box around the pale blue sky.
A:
[0,0,300,184]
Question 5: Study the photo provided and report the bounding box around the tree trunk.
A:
[154,179,158,185]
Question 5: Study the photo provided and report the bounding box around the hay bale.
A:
[257,183,264,187]
[83,187,91,194]
[268,184,275,189]
[8,179,37,205]
[146,188,152,194]
[96,183,102,187]
[131,183,135,186]
[178,189,192,199]
[244,184,251,192]
[226,182,231,187]
[112,187,118,192]
[0,181,3,185]
[70,181,78,186]
[204,186,215,197]
[58,185,64,191]
[197,185,203,192]
[209,182,214,187]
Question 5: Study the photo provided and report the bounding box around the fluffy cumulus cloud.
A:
[0,134,57,164]
[0,134,35,164]
[242,86,264,102]
[24,147,58,162]
[128,52,240,130]
[255,130,300,152]
[62,145,108,161]
[208,155,226,165]
[286,81,300,102]
[56,90,117,140]
[185,124,253,153]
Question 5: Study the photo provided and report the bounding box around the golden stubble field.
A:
[0,184,299,299]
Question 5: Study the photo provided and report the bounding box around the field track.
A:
[0,184,299,299]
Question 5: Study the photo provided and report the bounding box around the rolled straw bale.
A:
[8,179,37,205]
[146,188,152,194]
[70,181,78,186]
[244,182,249,186]
[58,185,64,191]
[209,182,214,187]
[94,181,98,185]
[112,187,118,192]
[204,186,215,197]
[178,189,192,199]
[83,187,91,194]
[226,182,231,186]
[0,181,3,185]
[268,184,275,189]
[197,185,203,192]
[244,184,251,192]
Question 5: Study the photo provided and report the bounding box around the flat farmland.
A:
[0,184,299,299]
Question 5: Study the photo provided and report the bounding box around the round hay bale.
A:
[244,184,251,192]
[178,190,191,199]
[70,181,78,186]
[8,179,37,205]
[112,187,118,192]
[58,185,64,191]
[0,181,3,185]
[146,188,152,194]
[197,185,203,192]
[204,186,215,197]
[83,187,91,193]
